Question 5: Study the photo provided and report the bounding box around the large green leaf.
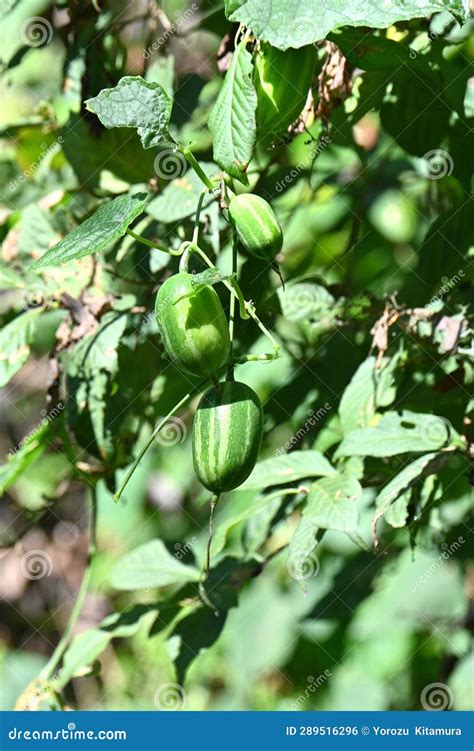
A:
[58,606,156,686]
[0,309,42,387]
[66,312,128,460]
[339,355,399,435]
[86,76,172,149]
[109,540,201,591]
[302,474,363,534]
[33,194,147,269]
[240,450,336,490]
[336,411,453,457]
[225,0,468,50]
[208,39,257,183]
[371,452,450,542]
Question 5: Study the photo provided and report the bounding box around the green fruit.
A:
[254,42,316,144]
[228,193,283,262]
[155,272,230,378]
[192,380,263,493]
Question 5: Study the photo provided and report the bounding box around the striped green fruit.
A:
[192,380,263,494]
[228,193,283,262]
[254,42,316,145]
[155,272,230,378]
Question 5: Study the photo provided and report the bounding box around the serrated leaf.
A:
[0,309,42,388]
[109,540,201,591]
[240,450,336,491]
[225,0,468,50]
[371,452,450,542]
[86,76,172,149]
[302,474,363,534]
[33,194,147,269]
[336,411,452,458]
[146,162,218,223]
[208,39,257,183]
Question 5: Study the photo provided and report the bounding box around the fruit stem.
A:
[126,228,180,255]
[39,483,98,684]
[192,190,208,245]
[228,232,238,371]
[206,493,220,575]
[192,245,281,359]
[181,146,215,191]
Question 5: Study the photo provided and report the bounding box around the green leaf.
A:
[66,312,128,460]
[0,421,50,495]
[339,355,399,435]
[328,28,415,70]
[302,474,363,534]
[86,76,172,149]
[0,309,42,388]
[109,540,201,591]
[59,605,155,686]
[208,39,257,183]
[225,0,468,50]
[146,162,218,223]
[32,194,147,269]
[336,411,453,458]
[371,452,450,542]
[240,450,336,490]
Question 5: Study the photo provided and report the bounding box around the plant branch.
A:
[126,228,179,255]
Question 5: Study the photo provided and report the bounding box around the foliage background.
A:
[0,0,472,712]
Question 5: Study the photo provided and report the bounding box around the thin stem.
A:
[228,232,238,367]
[192,190,208,245]
[113,389,201,503]
[206,494,220,575]
[126,228,180,255]
[40,484,98,683]
[192,245,281,358]
[181,147,215,191]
